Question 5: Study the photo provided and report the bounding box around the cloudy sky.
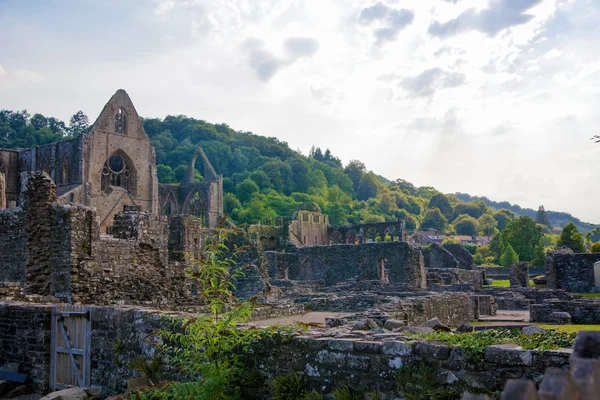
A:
[1,0,600,222]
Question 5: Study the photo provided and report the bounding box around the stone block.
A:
[414,342,451,360]
[382,341,412,356]
[353,341,383,354]
[328,339,354,352]
[522,325,547,336]
[315,350,346,368]
[347,354,371,371]
[485,345,533,366]
[420,317,451,332]
[384,319,406,330]
[538,368,579,400]
[550,312,572,325]
[502,379,538,400]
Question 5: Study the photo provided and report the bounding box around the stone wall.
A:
[0,302,52,392]
[289,210,329,246]
[476,265,545,280]
[422,243,459,269]
[530,298,600,324]
[248,334,571,396]
[509,262,529,288]
[443,244,474,270]
[266,242,426,288]
[548,252,600,293]
[545,247,574,289]
[0,208,26,282]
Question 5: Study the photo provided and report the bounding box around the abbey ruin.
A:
[0,90,599,399]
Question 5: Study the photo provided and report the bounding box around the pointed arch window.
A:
[114,107,127,134]
[101,154,132,193]
[61,157,70,185]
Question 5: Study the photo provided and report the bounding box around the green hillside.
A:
[1,109,597,237]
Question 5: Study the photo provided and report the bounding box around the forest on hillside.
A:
[1,108,599,266]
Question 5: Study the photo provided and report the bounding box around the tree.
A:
[500,244,519,267]
[420,208,447,231]
[223,193,241,215]
[499,216,543,263]
[357,172,380,201]
[68,110,89,136]
[454,201,487,220]
[325,203,348,225]
[289,159,310,192]
[428,193,453,221]
[591,242,600,253]
[235,178,259,203]
[494,209,515,231]
[344,160,366,192]
[454,216,479,237]
[557,222,586,253]
[535,205,552,229]
[478,214,498,236]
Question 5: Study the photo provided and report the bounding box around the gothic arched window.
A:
[61,158,70,185]
[114,107,127,134]
[187,191,208,225]
[101,154,132,192]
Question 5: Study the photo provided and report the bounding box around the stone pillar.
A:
[23,172,58,295]
[0,172,5,209]
[509,261,529,287]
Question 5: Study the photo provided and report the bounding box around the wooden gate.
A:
[49,305,91,390]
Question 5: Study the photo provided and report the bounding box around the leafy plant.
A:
[332,385,363,400]
[128,353,164,383]
[135,227,290,399]
[239,370,266,400]
[272,371,308,400]
[396,364,497,400]
[406,328,576,362]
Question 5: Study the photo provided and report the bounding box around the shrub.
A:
[272,371,308,400]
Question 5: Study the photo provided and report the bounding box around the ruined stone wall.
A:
[530,298,600,324]
[289,211,329,246]
[422,243,459,269]
[549,252,600,293]
[0,208,26,282]
[82,90,159,231]
[249,334,571,396]
[0,303,52,392]
[443,244,474,270]
[0,149,21,206]
[266,242,426,288]
[545,247,574,289]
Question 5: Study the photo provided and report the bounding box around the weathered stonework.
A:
[266,242,426,288]
[510,262,530,288]
[443,243,474,270]
[530,297,600,324]
[547,252,600,293]
[0,208,26,282]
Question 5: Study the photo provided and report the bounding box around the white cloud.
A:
[1,0,600,222]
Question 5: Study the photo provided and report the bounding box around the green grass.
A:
[482,279,540,288]
[576,293,600,298]
[539,324,600,333]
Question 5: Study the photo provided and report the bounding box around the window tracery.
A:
[114,107,127,134]
[101,154,131,192]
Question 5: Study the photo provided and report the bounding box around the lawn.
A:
[575,293,600,298]
[539,324,600,333]
[483,279,540,288]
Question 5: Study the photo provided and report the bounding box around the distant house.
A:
[476,236,492,246]
[447,235,476,245]
[409,231,444,245]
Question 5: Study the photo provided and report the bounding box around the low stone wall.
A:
[530,298,600,324]
[249,335,571,396]
[0,208,26,282]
